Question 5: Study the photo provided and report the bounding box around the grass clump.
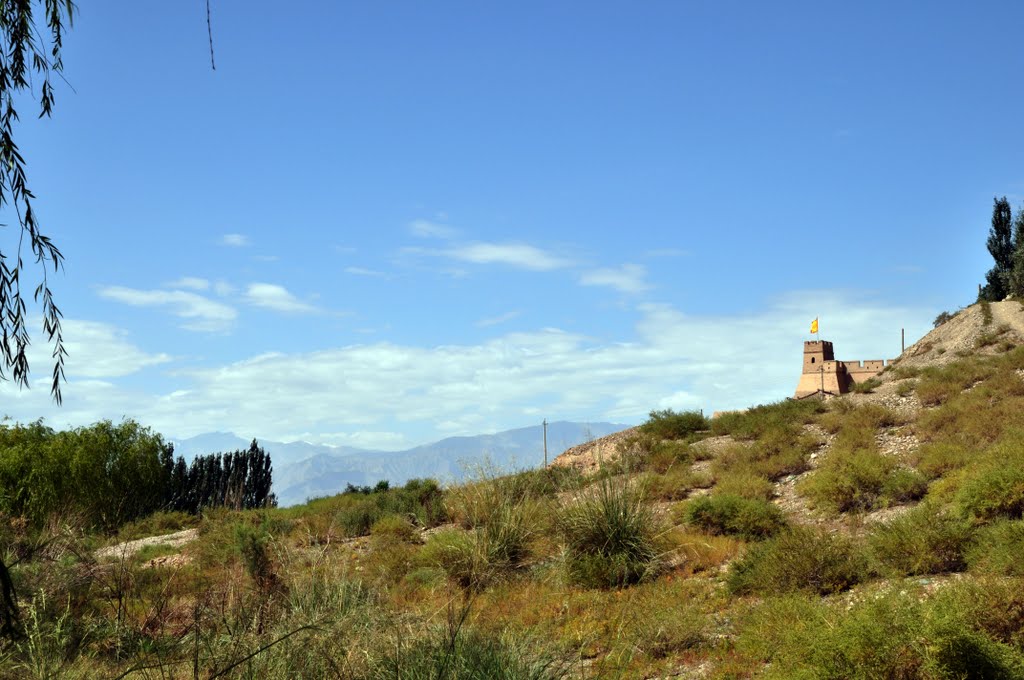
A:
[368,624,570,680]
[684,494,787,540]
[868,504,972,575]
[557,478,663,588]
[639,409,708,440]
[727,526,868,596]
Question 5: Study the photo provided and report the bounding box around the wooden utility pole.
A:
[901,328,905,354]
[543,419,548,467]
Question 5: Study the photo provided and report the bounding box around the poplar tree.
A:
[1009,206,1024,299]
[981,196,1015,301]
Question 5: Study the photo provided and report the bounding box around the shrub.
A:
[727,526,868,596]
[737,588,1024,680]
[851,377,881,394]
[955,444,1024,522]
[911,442,971,479]
[966,520,1024,576]
[934,309,958,327]
[368,626,570,680]
[799,448,894,513]
[714,471,774,500]
[880,468,928,503]
[895,380,916,397]
[981,299,993,325]
[371,514,419,542]
[639,409,708,440]
[869,504,972,575]
[684,494,787,540]
[711,399,824,441]
[641,467,711,501]
[557,478,662,588]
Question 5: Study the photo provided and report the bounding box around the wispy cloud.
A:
[3,290,935,447]
[409,219,456,239]
[97,286,237,332]
[221,233,250,247]
[438,242,573,271]
[344,266,387,278]
[243,283,319,314]
[476,310,521,327]
[579,263,650,294]
[166,277,210,291]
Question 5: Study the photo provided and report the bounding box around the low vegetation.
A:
[7,319,1024,677]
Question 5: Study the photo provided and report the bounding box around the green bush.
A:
[868,504,972,575]
[710,399,824,441]
[955,441,1024,522]
[799,448,895,513]
[880,468,929,503]
[684,494,787,540]
[911,442,971,479]
[737,588,1024,680]
[558,478,662,588]
[727,526,868,596]
[966,520,1024,576]
[639,409,708,440]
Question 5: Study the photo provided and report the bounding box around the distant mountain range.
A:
[170,421,628,507]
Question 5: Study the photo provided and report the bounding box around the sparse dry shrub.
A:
[713,471,774,500]
[639,409,709,440]
[641,467,710,501]
[710,399,824,441]
[663,526,741,573]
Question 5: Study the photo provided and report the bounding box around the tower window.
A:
[811,357,815,364]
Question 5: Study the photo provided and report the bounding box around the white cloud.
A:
[166,277,209,291]
[344,266,387,278]
[243,283,318,314]
[2,290,935,449]
[221,233,250,247]
[213,280,235,297]
[409,219,456,239]
[476,310,521,327]
[579,263,650,293]
[97,286,237,333]
[440,242,573,270]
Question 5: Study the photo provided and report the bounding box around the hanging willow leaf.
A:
[0,0,74,405]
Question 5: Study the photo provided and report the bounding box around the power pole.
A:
[901,328,905,354]
[543,419,548,467]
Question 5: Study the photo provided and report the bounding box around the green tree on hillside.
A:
[1009,206,1024,299]
[981,196,1015,301]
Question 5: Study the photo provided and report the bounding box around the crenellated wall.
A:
[794,340,892,399]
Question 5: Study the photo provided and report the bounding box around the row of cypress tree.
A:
[163,439,276,513]
[0,420,275,532]
[980,196,1024,302]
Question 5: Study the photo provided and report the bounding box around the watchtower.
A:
[803,340,835,372]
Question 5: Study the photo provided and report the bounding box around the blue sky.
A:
[2,1,1022,449]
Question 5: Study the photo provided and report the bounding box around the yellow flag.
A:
[810,318,818,334]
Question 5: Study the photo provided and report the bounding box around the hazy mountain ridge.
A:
[171,421,628,506]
